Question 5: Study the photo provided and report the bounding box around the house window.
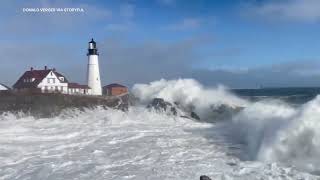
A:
[47,78,50,83]
[55,86,58,91]
[52,79,55,83]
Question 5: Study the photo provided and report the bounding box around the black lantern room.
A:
[87,38,99,56]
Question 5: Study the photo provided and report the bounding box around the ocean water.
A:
[233,87,320,105]
[1,79,320,180]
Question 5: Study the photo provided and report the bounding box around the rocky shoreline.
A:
[0,92,130,118]
[0,91,242,124]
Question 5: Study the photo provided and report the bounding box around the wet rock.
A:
[191,111,200,120]
[170,107,177,116]
[147,98,170,111]
[147,98,177,115]
[200,175,212,180]
[180,115,189,119]
[0,93,129,118]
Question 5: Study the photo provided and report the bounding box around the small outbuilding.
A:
[103,83,128,96]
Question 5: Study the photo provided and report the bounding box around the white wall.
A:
[37,71,68,93]
[68,88,92,95]
[0,84,8,91]
[87,55,102,95]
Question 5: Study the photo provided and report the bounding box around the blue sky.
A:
[1,0,320,88]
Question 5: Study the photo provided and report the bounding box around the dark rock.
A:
[191,111,200,120]
[200,175,212,180]
[0,93,129,118]
[170,107,177,116]
[147,98,177,115]
[147,98,170,111]
[180,115,189,119]
[226,162,237,166]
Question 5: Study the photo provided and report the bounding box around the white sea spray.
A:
[0,79,319,179]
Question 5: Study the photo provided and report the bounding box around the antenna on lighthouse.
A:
[87,38,102,95]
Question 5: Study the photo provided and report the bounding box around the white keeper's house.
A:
[13,66,91,95]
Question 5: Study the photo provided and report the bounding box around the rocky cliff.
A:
[0,92,129,118]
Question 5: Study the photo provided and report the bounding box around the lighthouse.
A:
[87,38,102,95]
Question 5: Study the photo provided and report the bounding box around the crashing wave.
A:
[1,78,320,178]
[132,78,247,121]
[133,78,320,175]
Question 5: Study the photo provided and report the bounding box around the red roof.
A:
[103,83,127,89]
[68,83,90,89]
[13,69,68,89]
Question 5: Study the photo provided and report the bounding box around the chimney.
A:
[30,67,33,71]
[53,68,56,72]
[44,66,47,70]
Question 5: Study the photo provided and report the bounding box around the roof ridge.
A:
[0,83,10,89]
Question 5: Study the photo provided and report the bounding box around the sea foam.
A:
[0,78,319,179]
[133,78,320,175]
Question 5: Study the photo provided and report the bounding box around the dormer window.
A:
[59,77,64,81]
[24,79,31,83]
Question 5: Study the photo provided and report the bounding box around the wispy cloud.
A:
[246,0,320,23]
[165,18,202,31]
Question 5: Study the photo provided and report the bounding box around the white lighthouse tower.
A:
[87,38,102,95]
